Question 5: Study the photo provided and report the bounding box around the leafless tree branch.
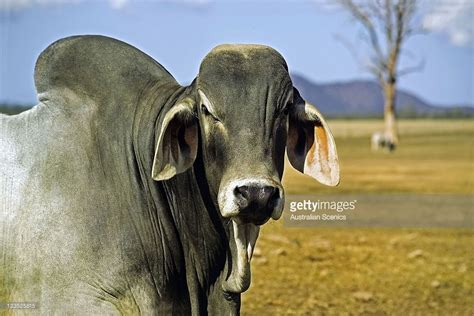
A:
[398,58,425,77]
[333,33,363,64]
[336,0,422,147]
[339,0,385,62]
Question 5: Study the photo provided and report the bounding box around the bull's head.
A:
[151,44,339,294]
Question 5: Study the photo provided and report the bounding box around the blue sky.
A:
[0,0,473,106]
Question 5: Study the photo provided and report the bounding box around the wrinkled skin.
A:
[0,36,338,315]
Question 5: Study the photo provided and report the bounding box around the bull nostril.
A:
[234,184,280,208]
[267,187,281,208]
[261,186,276,200]
[234,185,251,201]
[233,183,281,225]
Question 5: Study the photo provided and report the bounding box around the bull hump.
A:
[34,35,176,104]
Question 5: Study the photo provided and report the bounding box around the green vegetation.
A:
[329,108,474,119]
[0,104,32,115]
[242,119,473,315]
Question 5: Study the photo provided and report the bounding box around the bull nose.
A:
[234,185,281,224]
[235,185,278,206]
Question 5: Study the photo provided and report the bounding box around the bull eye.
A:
[282,100,292,116]
[201,104,220,122]
[201,104,210,116]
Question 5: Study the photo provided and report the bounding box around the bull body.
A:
[0,36,229,314]
[0,35,339,314]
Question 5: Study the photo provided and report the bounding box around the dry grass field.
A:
[242,119,474,315]
[0,119,471,314]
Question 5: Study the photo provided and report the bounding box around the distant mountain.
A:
[291,73,474,118]
[1,74,473,118]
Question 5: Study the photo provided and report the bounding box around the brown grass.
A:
[242,119,474,315]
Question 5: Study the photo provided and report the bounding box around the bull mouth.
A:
[222,219,260,293]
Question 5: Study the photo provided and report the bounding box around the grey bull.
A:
[0,36,339,314]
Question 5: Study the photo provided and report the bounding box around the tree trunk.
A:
[383,81,398,146]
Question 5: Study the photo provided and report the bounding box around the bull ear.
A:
[287,88,340,186]
[152,98,198,181]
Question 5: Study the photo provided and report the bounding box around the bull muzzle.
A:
[218,178,284,223]
[218,178,284,293]
[234,184,281,225]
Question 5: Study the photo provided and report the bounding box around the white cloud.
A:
[109,0,127,10]
[422,0,473,46]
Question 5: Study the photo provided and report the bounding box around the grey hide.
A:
[0,35,339,315]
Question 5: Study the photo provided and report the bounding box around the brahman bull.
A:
[0,36,339,315]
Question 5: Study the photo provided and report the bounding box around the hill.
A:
[1,74,473,118]
[291,74,474,118]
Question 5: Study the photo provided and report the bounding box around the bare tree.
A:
[337,0,421,150]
